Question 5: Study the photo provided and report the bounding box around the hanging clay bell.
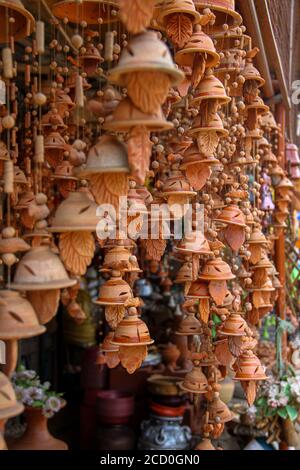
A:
[52,0,119,24]
[208,395,233,424]
[0,290,45,339]
[193,0,242,33]
[186,279,210,299]
[10,244,77,291]
[199,258,235,281]
[219,312,247,337]
[100,331,120,369]
[101,246,141,273]
[188,113,228,157]
[95,270,133,305]
[214,204,246,227]
[174,260,193,284]
[175,24,219,69]
[44,131,66,168]
[111,307,153,347]
[180,359,208,394]
[79,42,103,76]
[52,88,75,116]
[191,69,230,107]
[175,310,202,336]
[175,231,212,256]
[104,97,173,132]
[233,350,267,381]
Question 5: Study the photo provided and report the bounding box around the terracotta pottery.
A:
[174,260,193,284]
[9,406,68,450]
[149,401,186,418]
[180,361,208,394]
[208,395,233,424]
[0,290,45,339]
[96,390,134,425]
[52,0,119,24]
[180,143,219,169]
[191,70,230,106]
[10,245,77,290]
[286,143,300,165]
[233,350,267,381]
[111,307,154,346]
[242,60,265,88]
[51,160,77,182]
[0,0,34,41]
[175,25,220,68]
[76,134,129,179]
[104,98,173,132]
[41,108,67,132]
[186,279,210,299]
[175,311,203,336]
[95,270,133,305]
[247,226,268,245]
[48,190,100,232]
[199,258,235,281]
[162,343,181,369]
[0,372,24,420]
[156,0,200,27]
[109,30,184,86]
[147,375,183,397]
[44,131,66,168]
[219,312,247,337]
[246,96,269,115]
[214,204,246,227]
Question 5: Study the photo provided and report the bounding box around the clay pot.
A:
[214,204,246,227]
[149,401,186,418]
[96,390,134,425]
[0,290,45,340]
[0,0,34,42]
[112,307,154,346]
[76,135,129,179]
[175,25,219,68]
[0,372,24,420]
[52,0,119,25]
[180,362,208,394]
[95,271,133,305]
[109,30,184,86]
[199,258,235,281]
[48,190,100,232]
[10,245,77,290]
[104,98,173,132]
[9,407,68,450]
[219,313,247,337]
[233,351,267,381]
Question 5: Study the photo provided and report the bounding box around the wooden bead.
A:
[2,47,13,79]
[2,114,15,129]
[36,21,45,54]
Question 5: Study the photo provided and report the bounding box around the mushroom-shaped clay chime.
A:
[233,350,267,405]
[111,306,154,374]
[199,257,235,305]
[51,0,119,24]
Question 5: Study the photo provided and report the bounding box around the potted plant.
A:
[9,366,68,450]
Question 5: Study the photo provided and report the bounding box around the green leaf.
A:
[212,313,222,325]
[286,405,298,421]
[277,408,288,419]
[256,397,267,406]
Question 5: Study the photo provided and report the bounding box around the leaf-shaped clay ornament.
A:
[90,173,128,206]
[105,305,126,330]
[186,163,211,191]
[119,345,147,374]
[197,131,219,157]
[27,289,60,325]
[249,245,262,265]
[166,13,193,48]
[198,298,210,324]
[224,225,245,252]
[125,71,171,114]
[209,280,227,306]
[118,0,156,34]
[127,126,152,185]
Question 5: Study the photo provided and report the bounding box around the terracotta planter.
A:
[96,390,134,425]
[9,407,68,451]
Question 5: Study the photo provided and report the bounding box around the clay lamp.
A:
[98,331,120,369]
[111,307,154,374]
[219,312,247,337]
[180,354,208,394]
[104,97,173,133]
[95,270,133,306]
[0,0,34,42]
[79,42,103,76]
[0,372,24,449]
[193,0,242,34]
[51,0,119,24]
[0,290,46,375]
